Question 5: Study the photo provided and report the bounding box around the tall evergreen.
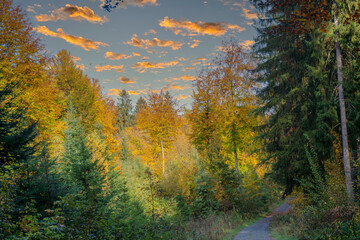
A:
[116,90,134,130]
[251,0,340,195]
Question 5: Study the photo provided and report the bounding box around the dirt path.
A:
[233,202,291,240]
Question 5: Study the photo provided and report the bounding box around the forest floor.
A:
[232,202,291,240]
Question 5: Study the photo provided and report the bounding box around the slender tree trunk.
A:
[234,141,239,178]
[334,12,354,204]
[161,137,165,174]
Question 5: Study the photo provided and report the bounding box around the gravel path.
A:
[233,202,291,240]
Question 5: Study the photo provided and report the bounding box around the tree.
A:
[116,90,134,130]
[135,96,147,115]
[191,41,259,177]
[251,0,360,201]
[137,90,179,174]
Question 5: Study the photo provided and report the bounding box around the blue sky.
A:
[15,0,258,107]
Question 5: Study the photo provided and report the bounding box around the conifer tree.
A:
[116,90,134,130]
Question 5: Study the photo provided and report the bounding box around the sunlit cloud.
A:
[176,57,188,61]
[177,95,190,100]
[34,26,109,51]
[108,89,122,96]
[112,0,159,8]
[159,16,245,36]
[239,40,255,50]
[167,84,190,90]
[242,8,257,19]
[144,29,157,35]
[126,36,183,50]
[171,75,196,81]
[191,57,207,66]
[118,77,136,84]
[76,64,86,70]
[128,90,141,95]
[105,51,140,60]
[35,4,108,24]
[94,64,124,72]
[131,60,179,72]
[182,66,194,72]
[27,6,36,14]
[71,56,81,62]
[190,39,200,48]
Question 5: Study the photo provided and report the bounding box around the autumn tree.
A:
[137,90,179,174]
[191,41,259,177]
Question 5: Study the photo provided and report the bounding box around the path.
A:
[233,202,291,240]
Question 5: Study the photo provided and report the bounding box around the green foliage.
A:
[117,90,134,130]
[191,171,219,218]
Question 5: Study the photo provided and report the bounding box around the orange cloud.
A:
[128,90,141,95]
[116,0,159,7]
[118,77,136,84]
[191,57,207,66]
[242,8,258,20]
[182,66,194,72]
[34,26,108,51]
[177,95,190,100]
[171,75,196,81]
[144,29,157,35]
[35,4,108,24]
[126,37,183,50]
[168,84,190,90]
[105,51,140,60]
[94,64,124,72]
[159,16,245,36]
[239,40,255,50]
[131,60,179,72]
[190,39,200,48]
[71,56,81,62]
[76,64,86,70]
[108,89,122,96]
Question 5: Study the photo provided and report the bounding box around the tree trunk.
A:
[334,12,354,205]
[234,141,239,178]
[161,138,165,174]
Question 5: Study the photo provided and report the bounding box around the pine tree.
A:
[116,90,134,130]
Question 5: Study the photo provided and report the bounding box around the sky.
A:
[15,0,258,107]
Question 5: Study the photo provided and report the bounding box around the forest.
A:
[0,0,360,239]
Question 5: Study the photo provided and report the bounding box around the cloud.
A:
[182,66,194,72]
[239,40,255,50]
[144,29,157,35]
[177,95,190,100]
[118,77,136,84]
[76,64,86,70]
[108,89,122,96]
[159,16,245,36]
[105,51,140,60]
[35,4,108,24]
[34,26,109,51]
[168,84,190,90]
[27,6,36,13]
[190,39,200,48]
[126,37,183,50]
[128,90,141,95]
[131,60,179,72]
[191,57,207,66]
[242,8,257,19]
[71,56,81,62]
[176,57,188,61]
[113,0,159,8]
[94,64,124,72]
[171,75,196,81]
